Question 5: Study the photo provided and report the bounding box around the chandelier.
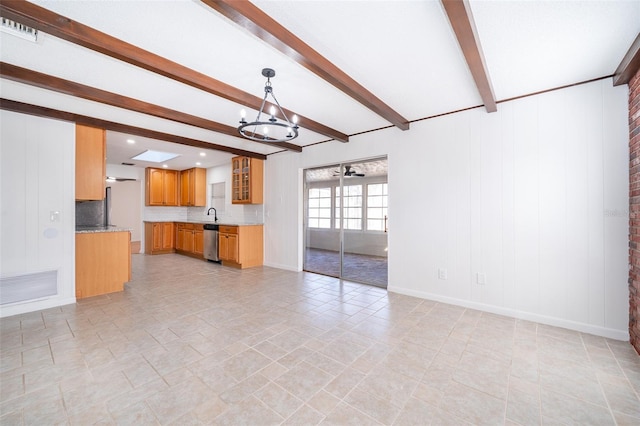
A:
[238,68,299,143]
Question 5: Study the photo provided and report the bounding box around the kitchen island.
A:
[76,226,131,299]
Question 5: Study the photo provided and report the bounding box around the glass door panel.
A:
[303,158,388,288]
[341,160,388,287]
[304,166,341,278]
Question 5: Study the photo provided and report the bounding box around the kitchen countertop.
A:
[143,220,263,226]
[76,225,132,234]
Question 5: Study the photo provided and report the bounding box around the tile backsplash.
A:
[76,200,105,226]
[143,204,263,224]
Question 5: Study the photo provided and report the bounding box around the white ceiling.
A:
[1,0,638,173]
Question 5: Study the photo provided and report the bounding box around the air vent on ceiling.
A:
[121,162,135,166]
[0,17,38,42]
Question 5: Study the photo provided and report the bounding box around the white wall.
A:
[264,79,630,340]
[108,180,142,242]
[0,111,76,317]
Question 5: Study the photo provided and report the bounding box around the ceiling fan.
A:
[334,165,365,177]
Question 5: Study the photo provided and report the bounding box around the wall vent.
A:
[1,270,57,305]
[0,17,38,42]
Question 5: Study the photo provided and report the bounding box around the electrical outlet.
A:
[438,268,448,280]
[477,272,486,285]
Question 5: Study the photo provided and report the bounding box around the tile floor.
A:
[1,253,639,425]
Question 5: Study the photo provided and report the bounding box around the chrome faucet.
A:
[207,207,218,222]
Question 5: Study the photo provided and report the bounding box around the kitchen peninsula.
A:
[76,226,131,299]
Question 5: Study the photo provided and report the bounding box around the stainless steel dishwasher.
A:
[203,223,220,261]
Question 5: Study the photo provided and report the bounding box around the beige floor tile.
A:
[323,367,366,399]
[221,348,272,381]
[213,395,283,425]
[393,397,439,426]
[308,390,341,415]
[321,402,382,425]
[540,388,615,425]
[276,362,334,401]
[0,253,638,425]
[145,376,216,424]
[282,404,325,425]
[255,381,305,418]
[218,373,270,404]
[439,381,506,425]
[344,386,401,425]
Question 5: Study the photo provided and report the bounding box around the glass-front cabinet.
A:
[231,156,263,204]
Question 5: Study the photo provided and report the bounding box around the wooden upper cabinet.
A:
[75,124,105,200]
[145,168,178,206]
[231,156,263,204]
[179,167,206,206]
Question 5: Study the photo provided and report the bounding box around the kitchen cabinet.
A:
[175,223,204,258]
[180,168,206,206]
[76,231,130,299]
[231,156,263,204]
[218,225,263,268]
[145,168,178,206]
[75,124,105,200]
[144,222,174,254]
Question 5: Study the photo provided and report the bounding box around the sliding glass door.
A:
[304,157,388,288]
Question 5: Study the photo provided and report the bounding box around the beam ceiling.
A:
[0,62,302,153]
[0,98,267,160]
[613,33,640,87]
[0,0,349,143]
[441,0,497,113]
[203,0,410,132]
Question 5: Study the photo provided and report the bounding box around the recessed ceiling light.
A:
[196,162,201,166]
[126,139,135,144]
[162,164,168,168]
[131,150,180,163]
[199,152,206,157]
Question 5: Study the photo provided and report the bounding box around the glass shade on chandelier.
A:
[238,68,299,143]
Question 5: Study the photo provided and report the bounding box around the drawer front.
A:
[193,224,204,231]
[219,225,238,234]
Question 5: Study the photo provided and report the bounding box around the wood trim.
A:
[0,0,348,143]
[613,33,640,87]
[0,62,302,153]
[441,0,497,113]
[0,98,267,160]
[202,0,410,132]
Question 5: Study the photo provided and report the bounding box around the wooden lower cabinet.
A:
[76,231,131,299]
[219,225,262,268]
[175,223,204,259]
[144,222,174,254]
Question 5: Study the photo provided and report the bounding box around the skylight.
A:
[131,150,180,163]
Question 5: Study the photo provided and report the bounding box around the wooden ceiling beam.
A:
[441,0,497,113]
[0,0,348,143]
[0,98,267,160]
[202,0,410,131]
[613,33,640,87]
[0,62,302,153]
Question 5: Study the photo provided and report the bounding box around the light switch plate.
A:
[438,268,447,280]
[477,272,486,285]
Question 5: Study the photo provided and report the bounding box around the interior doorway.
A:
[303,157,388,287]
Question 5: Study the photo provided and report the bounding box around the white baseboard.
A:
[0,296,76,318]
[388,285,630,341]
[263,261,300,272]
